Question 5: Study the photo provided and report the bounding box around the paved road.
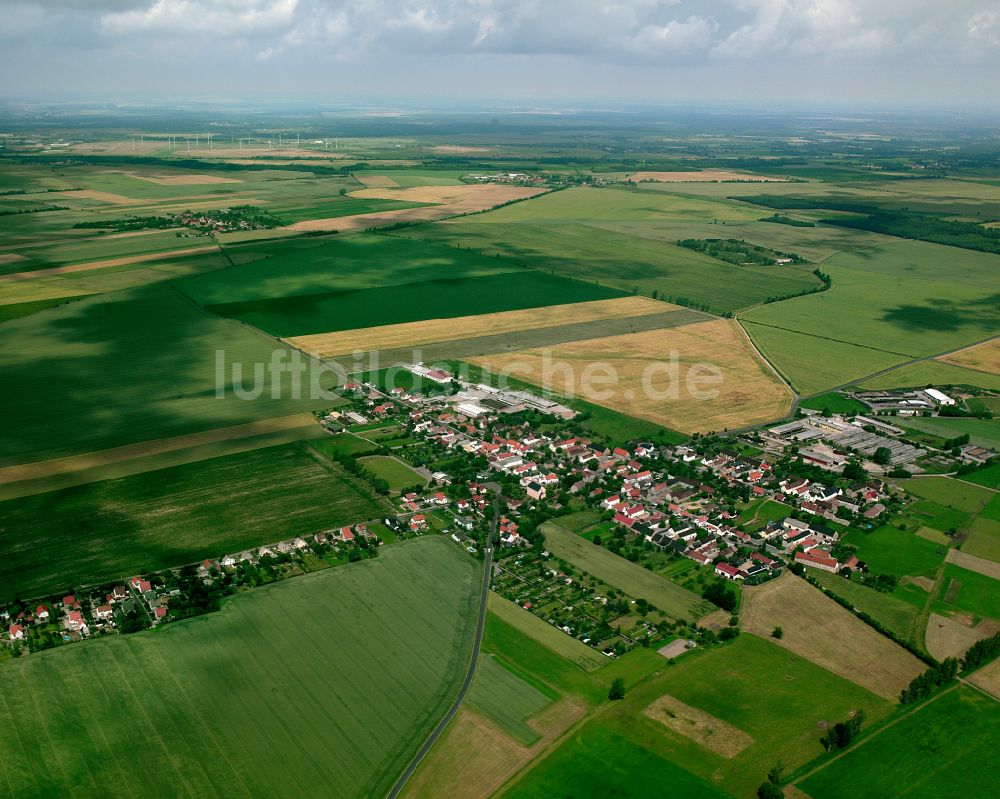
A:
[385,487,499,799]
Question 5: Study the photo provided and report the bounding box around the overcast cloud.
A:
[1,0,997,106]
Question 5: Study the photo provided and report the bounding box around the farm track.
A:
[386,489,499,798]
[789,685,961,789]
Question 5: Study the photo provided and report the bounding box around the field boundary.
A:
[0,414,324,499]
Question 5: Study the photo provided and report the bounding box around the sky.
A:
[1,0,998,108]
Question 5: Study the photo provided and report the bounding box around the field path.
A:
[789,686,960,789]
[386,488,499,798]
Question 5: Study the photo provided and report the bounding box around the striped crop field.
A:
[0,537,478,799]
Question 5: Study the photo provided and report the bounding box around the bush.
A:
[757,783,784,799]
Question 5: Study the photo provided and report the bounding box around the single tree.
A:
[608,678,626,701]
[772,626,784,639]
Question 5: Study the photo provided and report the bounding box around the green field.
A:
[597,634,893,799]
[743,239,1000,391]
[800,687,999,799]
[358,454,427,492]
[798,391,869,414]
[487,593,609,672]
[896,476,994,513]
[541,521,714,620]
[843,525,948,579]
[0,442,386,600]
[897,416,1000,449]
[0,537,478,799]
[735,498,791,531]
[179,234,521,305]
[0,283,334,466]
[407,187,823,314]
[466,654,554,745]
[203,270,627,337]
[309,432,382,458]
[0,296,83,322]
[502,720,730,799]
[859,358,1000,392]
[933,563,1000,621]
[0,227,212,275]
[961,462,1000,490]
[741,320,907,394]
[271,195,431,224]
[361,169,468,187]
[963,495,1000,562]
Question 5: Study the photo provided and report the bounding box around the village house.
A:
[795,549,841,573]
[715,562,743,580]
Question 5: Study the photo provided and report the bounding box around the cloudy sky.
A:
[2,0,998,107]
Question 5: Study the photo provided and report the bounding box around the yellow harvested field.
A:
[968,657,1000,700]
[0,413,322,487]
[0,246,217,282]
[925,613,989,661]
[643,694,754,758]
[938,338,1000,376]
[356,174,399,188]
[286,297,676,358]
[741,573,925,700]
[402,699,584,799]
[287,185,547,232]
[122,172,243,185]
[628,170,786,182]
[947,549,1000,580]
[469,319,793,433]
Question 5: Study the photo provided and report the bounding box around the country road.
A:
[385,486,499,798]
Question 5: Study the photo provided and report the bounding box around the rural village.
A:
[6,365,987,668]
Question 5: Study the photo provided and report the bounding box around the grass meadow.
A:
[933,563,1000,621]
[0,442,387,601]
[843,525,949,579]
[962,495,1000,563]
[809,570,922,642]
[800,687,999,799]
[599,634,893,799]
[0,538,478,799]
[358,454,427,492]
[541,521,714,621]
[502,721,731,799]
[897,416,1000,449]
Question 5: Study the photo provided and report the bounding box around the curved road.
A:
[385,487,499,798]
